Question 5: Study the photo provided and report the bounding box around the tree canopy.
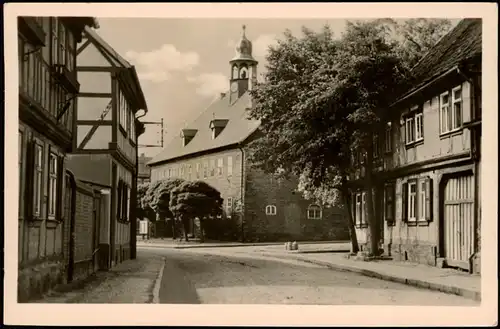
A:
[149,178,186,219]
[169,181,223,221]
[247,18,452,255]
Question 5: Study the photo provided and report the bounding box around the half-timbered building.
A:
[351,19,482,274]
[17,16,98,301]
[65,27,148,269]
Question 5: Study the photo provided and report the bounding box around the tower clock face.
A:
[230,82,238,92]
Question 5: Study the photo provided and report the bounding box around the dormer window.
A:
[209,119,229,139]
[181,129,197,147]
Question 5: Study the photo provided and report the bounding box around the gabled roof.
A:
[148,92,260,166]
[404,18,482,96]
[83,27,148,112]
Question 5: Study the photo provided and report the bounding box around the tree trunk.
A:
[182,217,190,242]
[365,140,380,256]
[171,218,176,240]
[341,180,359,254]
[199,218,205,243]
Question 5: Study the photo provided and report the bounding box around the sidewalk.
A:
[137,237,349,249]
[181,244,482,302]
[33,255,165,303]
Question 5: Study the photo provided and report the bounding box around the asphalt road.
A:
[140,248,478,305]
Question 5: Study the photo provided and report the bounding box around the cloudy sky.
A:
[92,18,354,157]
[91,17,460,158]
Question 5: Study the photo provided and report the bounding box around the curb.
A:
[152,257,166,304]
[137,241,350,250]
[258,252,481,302]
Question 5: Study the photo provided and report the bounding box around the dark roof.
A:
[405,18,482,94]
[148,92,260,166]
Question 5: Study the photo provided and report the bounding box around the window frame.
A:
[451,85,463,131]
[419,179,426,221]
[33,141,44,218]
[307,204,322,220]
[440,91,453,134]
[47,152,58,219]
[408,180,417,222]
[384,183,395,225]
[385,123,392,153]
[217,158,223,176]
[355,193,362,227]
[373,134,379,159]
[209,159,216,177]
[227,156,233,177]
[265,205,277,216]
[415,112,424,141]
[196,163,201,179]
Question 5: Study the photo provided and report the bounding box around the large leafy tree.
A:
[150,178,186,239]
[169,181,223,242]
[248,19,452,256]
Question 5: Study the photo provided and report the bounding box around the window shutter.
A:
[402,182,408,222]
[391,184,396,223]
[117,181,122,220]
[425,177,433,222]
[56,155,64,221]
[25,140,36,218]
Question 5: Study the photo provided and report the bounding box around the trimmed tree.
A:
[149,178,186,239]
[169,181,223,242]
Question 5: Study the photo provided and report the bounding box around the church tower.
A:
[229,25,258,105]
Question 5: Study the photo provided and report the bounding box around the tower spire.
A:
[242,24,246,37]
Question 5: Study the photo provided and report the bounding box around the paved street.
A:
[147,247,478,305]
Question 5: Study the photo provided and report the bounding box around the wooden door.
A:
[65,172,76,283]
[92,195,101,272]
[284,203,301,237]
[443,174,475,270]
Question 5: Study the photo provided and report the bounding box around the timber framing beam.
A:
[77,66,119,73]
[77,120,112,126]
[79,92,112,98]
[76,38,91,55]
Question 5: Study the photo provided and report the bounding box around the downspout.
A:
[131,109,147,259]
[238,144,246,242]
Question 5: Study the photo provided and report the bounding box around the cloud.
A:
[125,44,200,83]
[252,34,278,58]
[187,73,228,98]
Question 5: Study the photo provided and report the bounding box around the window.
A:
[168,168,172,178]
[440,87,463,134]
[227,156,233,176]
[373,134,379,159]
[188,164,192,179]
[18,131,24,216]
[127,185,131,221]
[408,181,417,222]
[419,180,426,221]
[405,116,415,144]
[203,162,208,178]
[452,86,463,130]
[307,204,322,219]
[50,19,58,64]
[217,158,223,176]
[415,112,423,141]
[405,107,424,145]
[385,123,392,152]
[180,165,185,178]
[384,184,395,224]
[58,21,66,67]
[34,143,43,217]
[265,205,277,216]
[354,193,362,227]
[196,163,201,179]
[210,159,215,176]
[402,178,432,223]
[67,31,75,71]
[48,153,58,218]
[362,192,366,225]
[226,197,233,217]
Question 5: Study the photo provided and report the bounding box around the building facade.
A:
[17,16,99,301]
[64,27,148,269]
[148,26,350,242]
[351,19,482,274]
[138,153,152,185]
